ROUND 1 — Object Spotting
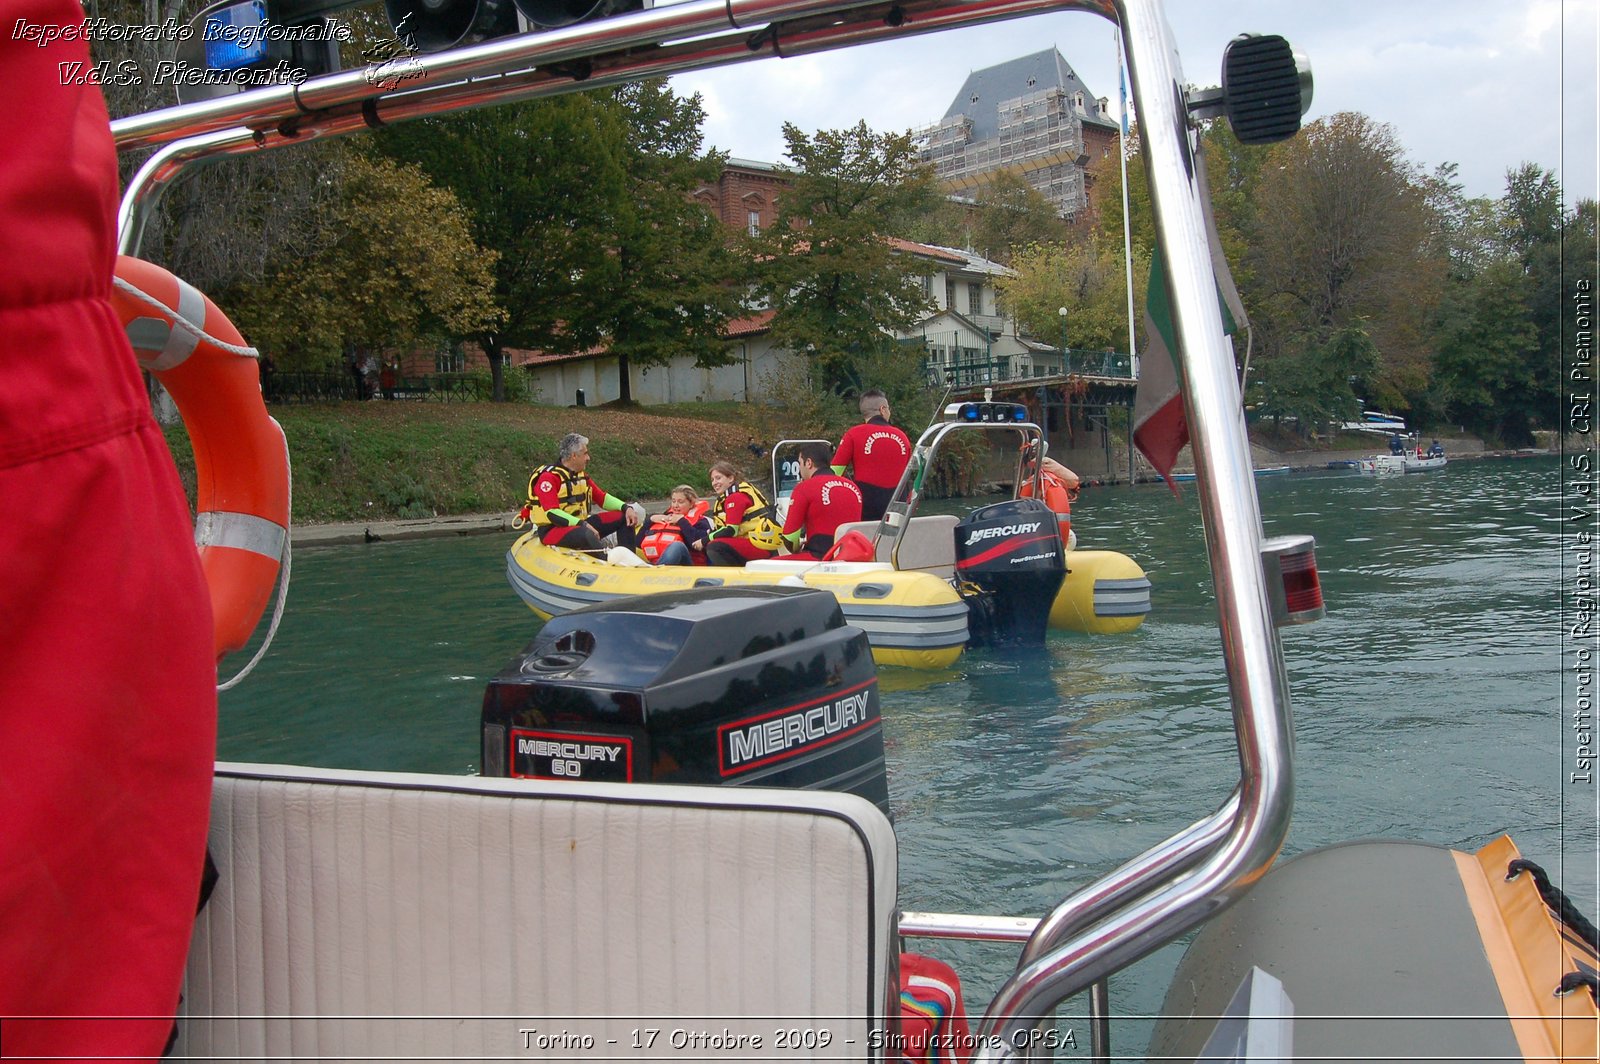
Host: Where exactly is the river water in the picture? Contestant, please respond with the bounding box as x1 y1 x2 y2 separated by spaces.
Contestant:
219 454 1593 1057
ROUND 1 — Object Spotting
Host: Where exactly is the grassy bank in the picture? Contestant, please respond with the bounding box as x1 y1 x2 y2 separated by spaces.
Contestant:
160 400 1491 526
160 401 770 524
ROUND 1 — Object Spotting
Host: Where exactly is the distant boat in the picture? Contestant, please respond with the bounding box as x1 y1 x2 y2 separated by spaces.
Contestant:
1172 466 1289 482
1339 410 1408 434
1358 453 1448 475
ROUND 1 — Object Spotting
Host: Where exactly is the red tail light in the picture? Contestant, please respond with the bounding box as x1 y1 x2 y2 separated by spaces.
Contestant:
1262 535 1325 625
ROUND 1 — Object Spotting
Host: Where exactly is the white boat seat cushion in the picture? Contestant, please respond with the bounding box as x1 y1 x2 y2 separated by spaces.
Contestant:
833 514 960 580
176 763 899 1062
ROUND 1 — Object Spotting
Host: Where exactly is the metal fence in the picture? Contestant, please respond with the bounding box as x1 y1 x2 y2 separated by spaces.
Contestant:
263 371 492 404
1065 351 1134 378
924 351 1135 388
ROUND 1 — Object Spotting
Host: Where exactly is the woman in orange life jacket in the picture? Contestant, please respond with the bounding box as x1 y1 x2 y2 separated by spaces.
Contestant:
704 460 786 566
522 432 643 555
643 485 713 566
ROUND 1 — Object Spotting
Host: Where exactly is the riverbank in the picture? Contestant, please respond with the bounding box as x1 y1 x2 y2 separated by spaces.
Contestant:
292 443 1555 547
192 402 1552 542
163 401 768 526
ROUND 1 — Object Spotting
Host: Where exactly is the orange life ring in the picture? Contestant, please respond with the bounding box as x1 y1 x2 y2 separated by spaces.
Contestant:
1019 468 1074 543
109 255 289 663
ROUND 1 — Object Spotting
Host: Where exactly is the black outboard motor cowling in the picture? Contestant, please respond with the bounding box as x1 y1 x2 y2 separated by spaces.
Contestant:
481 586 887 810
954 497 1066 648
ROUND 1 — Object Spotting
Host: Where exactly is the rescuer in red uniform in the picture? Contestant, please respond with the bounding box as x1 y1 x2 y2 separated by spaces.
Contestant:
781 442 864 559
832 389 911 523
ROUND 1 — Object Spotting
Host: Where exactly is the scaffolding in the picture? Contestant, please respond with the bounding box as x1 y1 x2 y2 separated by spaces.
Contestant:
915 86 1091 216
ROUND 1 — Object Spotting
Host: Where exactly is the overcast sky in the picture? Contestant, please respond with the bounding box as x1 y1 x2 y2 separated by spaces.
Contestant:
669 0 1598 205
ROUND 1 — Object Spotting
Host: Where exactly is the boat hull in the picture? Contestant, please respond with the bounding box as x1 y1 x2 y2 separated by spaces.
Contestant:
506 534 969 669
1150 836 1598 1062
507 534 1150 666
1049 550 1152 635
1358 454 1448 474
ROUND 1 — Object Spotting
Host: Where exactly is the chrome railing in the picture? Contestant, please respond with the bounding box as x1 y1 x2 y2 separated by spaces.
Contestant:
112 0 1297 1055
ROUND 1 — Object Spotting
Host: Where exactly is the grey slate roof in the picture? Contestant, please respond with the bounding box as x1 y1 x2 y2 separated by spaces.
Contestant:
941 47 1116 138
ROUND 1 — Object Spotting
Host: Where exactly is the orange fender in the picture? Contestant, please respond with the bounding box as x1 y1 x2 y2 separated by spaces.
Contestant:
110 256 289 662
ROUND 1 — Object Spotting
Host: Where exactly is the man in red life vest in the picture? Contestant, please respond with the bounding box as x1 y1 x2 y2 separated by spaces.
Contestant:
2 0 218 1055
832 388 911 523
524 432 642 554
782 442 864 559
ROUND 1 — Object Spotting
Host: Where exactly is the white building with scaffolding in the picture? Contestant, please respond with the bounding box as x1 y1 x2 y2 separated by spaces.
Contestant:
916 48 1121 219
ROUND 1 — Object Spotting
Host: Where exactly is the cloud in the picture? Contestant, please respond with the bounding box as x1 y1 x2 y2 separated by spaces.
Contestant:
668 1 1597 203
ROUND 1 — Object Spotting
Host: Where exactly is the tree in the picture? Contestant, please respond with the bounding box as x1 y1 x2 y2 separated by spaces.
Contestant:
1244 113 1444 408
377 96 631 400
1250 326 1379 435
592 81 741 404
1419 163 1502 279
997 238 1149 355
754 122 941 394
892 171 1068 263
225 155 501 371
1430 259 1538 440
1498 164 1567 436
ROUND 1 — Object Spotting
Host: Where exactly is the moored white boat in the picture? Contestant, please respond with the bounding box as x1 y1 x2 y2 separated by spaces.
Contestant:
1171 464 1289 482
1358 452 1449 474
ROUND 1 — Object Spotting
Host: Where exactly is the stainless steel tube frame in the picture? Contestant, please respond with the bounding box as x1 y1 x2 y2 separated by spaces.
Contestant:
107 0 1296 1049
112 0 1093 153
971 2 1293 1056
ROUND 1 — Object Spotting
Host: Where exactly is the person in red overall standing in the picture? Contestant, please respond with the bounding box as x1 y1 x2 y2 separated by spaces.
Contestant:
832 388 911 523
781 442 864 559
1 0 219 1055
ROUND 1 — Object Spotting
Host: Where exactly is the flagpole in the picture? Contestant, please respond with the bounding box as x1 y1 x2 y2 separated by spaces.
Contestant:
1117 24 1138 379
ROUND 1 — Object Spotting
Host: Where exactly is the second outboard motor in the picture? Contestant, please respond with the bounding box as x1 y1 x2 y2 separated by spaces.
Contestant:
954 497 1066 648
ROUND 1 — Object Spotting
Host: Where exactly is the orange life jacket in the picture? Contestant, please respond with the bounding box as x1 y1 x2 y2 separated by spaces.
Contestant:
639 499 711 562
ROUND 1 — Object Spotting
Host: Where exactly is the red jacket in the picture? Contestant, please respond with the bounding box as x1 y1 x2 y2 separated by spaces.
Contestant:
833 417 911 490
1 1 218 1056
782 473 864 543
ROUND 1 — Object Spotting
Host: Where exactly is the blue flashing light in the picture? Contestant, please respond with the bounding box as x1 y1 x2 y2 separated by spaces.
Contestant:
203 0 270 71
946 401 1031 423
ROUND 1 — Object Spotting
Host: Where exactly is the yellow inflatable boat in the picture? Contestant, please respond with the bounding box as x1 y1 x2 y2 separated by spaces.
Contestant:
507 510 1150 670
507 402 1149 668
506 534 970 670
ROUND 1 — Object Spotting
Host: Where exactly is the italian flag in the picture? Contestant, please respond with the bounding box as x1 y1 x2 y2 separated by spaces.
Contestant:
1132 182 1249 492
1131 244 1187 489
